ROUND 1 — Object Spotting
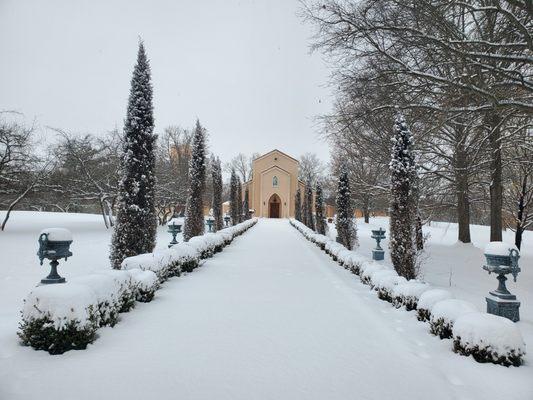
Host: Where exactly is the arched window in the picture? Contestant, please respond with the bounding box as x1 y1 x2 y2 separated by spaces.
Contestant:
272 176 278 187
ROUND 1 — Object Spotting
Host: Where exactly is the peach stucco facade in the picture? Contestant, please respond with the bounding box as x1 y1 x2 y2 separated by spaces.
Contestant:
244 149 305 218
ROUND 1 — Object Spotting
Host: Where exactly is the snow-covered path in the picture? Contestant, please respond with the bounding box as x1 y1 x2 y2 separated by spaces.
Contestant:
3 219 531 400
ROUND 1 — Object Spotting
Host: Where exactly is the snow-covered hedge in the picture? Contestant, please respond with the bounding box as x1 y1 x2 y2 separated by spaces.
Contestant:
452 313 526 367
19 218 257 355
128 269 159 302
371 270 407 302
429 299 478 339
417 289 454 322
391 280 431 311
18 283 99 354
289 218 526 366
122 218 257 278
70 274 123 327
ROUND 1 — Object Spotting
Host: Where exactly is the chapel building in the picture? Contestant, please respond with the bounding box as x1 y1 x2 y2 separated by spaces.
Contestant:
244 149 305 218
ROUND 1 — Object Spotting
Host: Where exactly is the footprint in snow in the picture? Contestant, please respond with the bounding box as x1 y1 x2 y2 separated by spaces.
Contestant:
446 374 464 386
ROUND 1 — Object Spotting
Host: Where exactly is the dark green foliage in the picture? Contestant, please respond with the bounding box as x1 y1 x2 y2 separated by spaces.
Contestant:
237 180 243 223
211 157 224 231
452 338 523 367
417 308 431 322
136 288 157 303
243 187 251 220
18 312 98 355
295 188 302 222
315 183 326 234
183 120 207 241
429 318 453 339
335 169 357 250
110 41 157 269
305 180 315 230
389 113 417 279
181 259 199 273
230 169 239 225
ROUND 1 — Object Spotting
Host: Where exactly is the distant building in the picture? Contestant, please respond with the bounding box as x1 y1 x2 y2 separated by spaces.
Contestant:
244 149 306 218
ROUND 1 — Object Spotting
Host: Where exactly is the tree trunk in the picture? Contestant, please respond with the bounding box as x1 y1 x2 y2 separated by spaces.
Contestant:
99 198 110 229
489 113 503 241
1 184 34 231
455 136 471 243
362 197 370 223
514 174 527 250
416 214 424 250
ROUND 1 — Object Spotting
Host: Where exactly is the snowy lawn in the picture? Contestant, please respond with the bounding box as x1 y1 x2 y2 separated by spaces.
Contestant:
0 212 532 399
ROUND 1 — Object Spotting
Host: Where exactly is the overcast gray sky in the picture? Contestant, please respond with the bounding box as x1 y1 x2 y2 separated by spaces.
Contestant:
0 0 333 163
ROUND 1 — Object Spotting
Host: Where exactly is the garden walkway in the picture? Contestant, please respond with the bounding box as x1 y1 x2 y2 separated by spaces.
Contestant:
6 219 527 400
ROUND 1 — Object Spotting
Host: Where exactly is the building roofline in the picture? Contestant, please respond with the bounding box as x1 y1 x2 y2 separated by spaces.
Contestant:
253 149 299 164
259 164 292 176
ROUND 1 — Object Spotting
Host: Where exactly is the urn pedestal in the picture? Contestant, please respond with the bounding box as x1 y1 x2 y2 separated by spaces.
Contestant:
483 242 521 322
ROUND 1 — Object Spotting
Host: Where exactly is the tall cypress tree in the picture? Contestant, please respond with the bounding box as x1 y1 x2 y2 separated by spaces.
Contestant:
211 156 223 231
295 188 302 221
302 186 309 226
389 113 417 280
110 41 157 269
335 169 357 250
315 182 326 235
243 186 250 220
237 179 243 223
183 119 207 241
305 180 315 230
229 169 239 225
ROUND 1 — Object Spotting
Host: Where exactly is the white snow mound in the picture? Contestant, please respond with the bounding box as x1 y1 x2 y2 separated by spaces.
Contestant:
431 299 477 323
418 289 454 311
453 312 526 355
22 283 98 329
484 241 519 256
39 227 73 241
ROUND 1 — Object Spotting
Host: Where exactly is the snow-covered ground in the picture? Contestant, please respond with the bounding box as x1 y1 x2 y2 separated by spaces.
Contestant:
326 218 533 343
1 212 532 399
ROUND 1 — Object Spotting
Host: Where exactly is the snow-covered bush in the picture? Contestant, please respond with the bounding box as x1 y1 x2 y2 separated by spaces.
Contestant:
187 233 224 259
167 243 199 273
347 253 365 275
70 274 121 327
337 249 353 268
391 280 431 310
128 269 159 302
98 269 136 313
430 299 477 339
360 262 385 285
370 269 407 302
18 283 99 354
121 251 173 282
417 289 454 322
325 241 345 261
452 313 526 367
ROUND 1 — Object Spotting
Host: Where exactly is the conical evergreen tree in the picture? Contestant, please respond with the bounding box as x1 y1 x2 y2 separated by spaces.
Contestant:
295 188 302 221
229 169 239 225
302 187 309 226
335 169 357 250
243 186 250 220
389 113 417 280
305 180 315 230
183 120 207 241
315 182 326 235
211 156 223 231
110 41 157 269
237 179 243 223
